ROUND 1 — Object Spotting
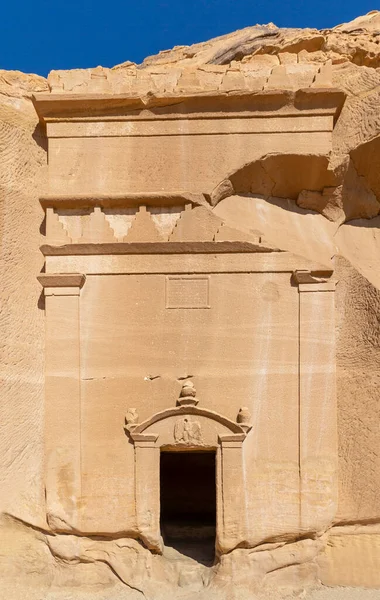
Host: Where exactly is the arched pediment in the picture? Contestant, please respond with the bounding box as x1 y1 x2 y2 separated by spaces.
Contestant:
124 382 252 450
134 405 244 435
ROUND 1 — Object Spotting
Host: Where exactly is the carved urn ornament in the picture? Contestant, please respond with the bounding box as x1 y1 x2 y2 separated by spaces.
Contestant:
177 380 199 406
237 407 252 433
124 408 139 432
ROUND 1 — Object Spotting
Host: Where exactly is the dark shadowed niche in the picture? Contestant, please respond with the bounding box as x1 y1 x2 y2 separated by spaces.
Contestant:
160 450 216 565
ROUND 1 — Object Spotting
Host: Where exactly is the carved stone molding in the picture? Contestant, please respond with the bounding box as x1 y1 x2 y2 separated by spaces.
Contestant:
40 192 208 210
292 269 336 292
41 241 278 256
33 89 345 123
37 273 86 288
37 273 86 296
292 269 333 284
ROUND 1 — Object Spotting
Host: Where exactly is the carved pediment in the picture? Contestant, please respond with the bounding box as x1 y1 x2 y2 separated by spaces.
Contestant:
125 382 251 450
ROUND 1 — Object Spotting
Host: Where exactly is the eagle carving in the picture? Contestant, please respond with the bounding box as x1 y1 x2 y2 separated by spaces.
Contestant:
174 417 203 445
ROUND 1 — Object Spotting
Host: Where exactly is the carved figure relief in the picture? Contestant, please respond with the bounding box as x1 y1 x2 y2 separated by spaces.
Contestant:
174 417 203 445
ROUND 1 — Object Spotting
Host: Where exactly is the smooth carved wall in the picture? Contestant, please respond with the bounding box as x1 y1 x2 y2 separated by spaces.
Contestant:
80 271 299 537
39 248 337 551
47 128 331 195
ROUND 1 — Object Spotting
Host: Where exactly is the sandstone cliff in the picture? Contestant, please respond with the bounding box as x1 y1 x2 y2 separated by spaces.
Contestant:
1 11 380 598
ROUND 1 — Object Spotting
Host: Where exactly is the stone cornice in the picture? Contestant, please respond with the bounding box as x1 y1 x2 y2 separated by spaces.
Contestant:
33 88 345 123
40 241 281 256
39 192 209 209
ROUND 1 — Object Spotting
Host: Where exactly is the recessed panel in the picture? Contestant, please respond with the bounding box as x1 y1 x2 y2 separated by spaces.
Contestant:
166 276 210 309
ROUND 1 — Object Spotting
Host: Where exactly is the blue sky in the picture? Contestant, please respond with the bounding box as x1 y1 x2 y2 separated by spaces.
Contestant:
0 0 376 77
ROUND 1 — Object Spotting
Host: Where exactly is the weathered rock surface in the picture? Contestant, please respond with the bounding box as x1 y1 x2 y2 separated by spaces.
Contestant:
1 10 380 600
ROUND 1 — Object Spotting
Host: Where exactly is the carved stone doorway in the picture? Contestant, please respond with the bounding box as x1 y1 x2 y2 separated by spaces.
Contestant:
160 450 216 565
125 383 251 555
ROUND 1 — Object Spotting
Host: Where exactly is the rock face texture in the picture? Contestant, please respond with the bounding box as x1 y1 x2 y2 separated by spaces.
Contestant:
1 11 380 599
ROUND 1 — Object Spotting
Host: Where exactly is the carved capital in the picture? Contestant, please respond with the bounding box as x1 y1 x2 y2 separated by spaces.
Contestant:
292 270 336 292
218 433 246 448
37 273 86 296
130 433 158 448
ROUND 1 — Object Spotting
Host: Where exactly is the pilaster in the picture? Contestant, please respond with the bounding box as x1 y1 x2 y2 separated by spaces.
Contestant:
293 270 337 532
130 433 162 552
218 434 246 552
38 273 85 531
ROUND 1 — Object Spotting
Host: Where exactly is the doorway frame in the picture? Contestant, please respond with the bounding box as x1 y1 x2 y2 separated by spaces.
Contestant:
129 404 247 554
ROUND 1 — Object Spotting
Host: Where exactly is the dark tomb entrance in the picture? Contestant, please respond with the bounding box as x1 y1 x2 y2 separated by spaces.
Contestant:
160 451 216 565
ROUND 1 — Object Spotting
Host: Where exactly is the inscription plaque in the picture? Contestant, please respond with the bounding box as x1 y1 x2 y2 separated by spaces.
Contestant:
166 276 210 309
